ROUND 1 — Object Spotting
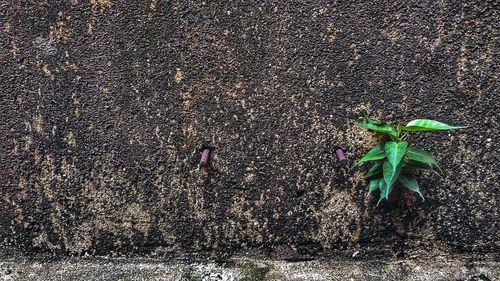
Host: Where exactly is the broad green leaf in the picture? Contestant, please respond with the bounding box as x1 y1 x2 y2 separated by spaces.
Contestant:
364 162 383 179
385 141 408 168
354 122 398 138
406 147 442 171
368 178 381 195
403 159 442 178
398 175 424 200
353 145 386 167
404 119 468 131
382 160 401 199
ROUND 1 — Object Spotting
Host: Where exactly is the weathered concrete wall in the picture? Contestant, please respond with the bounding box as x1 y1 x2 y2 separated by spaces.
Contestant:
1 256 498 281
0 0 498 259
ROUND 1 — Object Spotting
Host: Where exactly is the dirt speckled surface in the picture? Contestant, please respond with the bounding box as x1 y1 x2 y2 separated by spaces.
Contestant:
0 254 498 281
0 0 498 259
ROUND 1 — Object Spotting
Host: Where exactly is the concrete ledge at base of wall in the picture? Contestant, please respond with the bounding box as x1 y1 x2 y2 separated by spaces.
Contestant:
0 256 497 281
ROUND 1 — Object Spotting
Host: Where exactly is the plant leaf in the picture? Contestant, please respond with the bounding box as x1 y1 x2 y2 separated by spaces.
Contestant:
385 141 408 180
403 159 431 170
398 175 425 200
368 178 381 195
403 159 442 178
354 145 386 167
406 147 442 171
382 160 401 199
377 198 383 206
361 113 384 125
404 119 468 131
378 178 389 201
353 122 398 138
367 118 384 125
364 162 383 179
378 178 396 203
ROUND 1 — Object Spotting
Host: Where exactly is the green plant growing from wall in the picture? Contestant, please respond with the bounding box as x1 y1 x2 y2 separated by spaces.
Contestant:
353 118 467 206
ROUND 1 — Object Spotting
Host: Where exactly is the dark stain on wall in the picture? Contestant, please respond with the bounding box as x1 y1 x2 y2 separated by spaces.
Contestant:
0 0 498 259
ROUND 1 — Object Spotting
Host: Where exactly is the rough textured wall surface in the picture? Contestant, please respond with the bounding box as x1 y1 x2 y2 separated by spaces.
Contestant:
0 0 498 259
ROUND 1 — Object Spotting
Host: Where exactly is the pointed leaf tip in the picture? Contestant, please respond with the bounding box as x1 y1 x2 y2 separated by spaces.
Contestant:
398 175 424 200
